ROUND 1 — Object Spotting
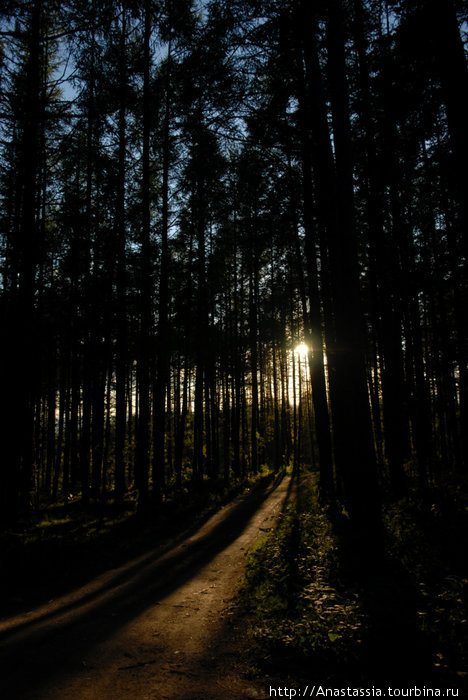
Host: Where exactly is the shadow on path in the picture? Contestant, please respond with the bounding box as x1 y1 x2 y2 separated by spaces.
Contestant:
279 469 312 516
0 472 286 698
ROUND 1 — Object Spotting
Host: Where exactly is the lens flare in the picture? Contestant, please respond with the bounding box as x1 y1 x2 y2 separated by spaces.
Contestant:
294 343 309 358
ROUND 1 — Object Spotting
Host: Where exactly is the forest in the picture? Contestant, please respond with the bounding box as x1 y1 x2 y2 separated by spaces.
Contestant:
0 0 467 694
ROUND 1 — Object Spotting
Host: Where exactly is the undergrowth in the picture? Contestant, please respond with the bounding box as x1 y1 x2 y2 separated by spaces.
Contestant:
241 480 364 673
241 475 468 686
383 482 468 677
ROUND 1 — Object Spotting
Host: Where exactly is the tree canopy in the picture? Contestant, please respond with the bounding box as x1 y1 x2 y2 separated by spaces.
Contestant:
0 0 466 530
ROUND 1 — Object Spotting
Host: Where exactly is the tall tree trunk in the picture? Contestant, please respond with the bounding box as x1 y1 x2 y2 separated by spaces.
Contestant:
0 0 43 521
326 0 380 527
293 85 334 493
354 0 408 495
136 0 152 512
114 8 128 504
294 0 380 531
423 0 468 467
153 39 172 499
249 253 259 475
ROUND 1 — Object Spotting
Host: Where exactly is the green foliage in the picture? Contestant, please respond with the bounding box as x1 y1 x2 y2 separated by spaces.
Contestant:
241 482 364 664
242 477 468 682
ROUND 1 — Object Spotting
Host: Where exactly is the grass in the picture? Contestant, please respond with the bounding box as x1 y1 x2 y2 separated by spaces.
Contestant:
241 477 365 679
241 472 468 687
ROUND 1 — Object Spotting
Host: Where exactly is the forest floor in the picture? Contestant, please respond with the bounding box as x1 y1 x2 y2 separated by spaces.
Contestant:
0 472 296 700
1 471 466 699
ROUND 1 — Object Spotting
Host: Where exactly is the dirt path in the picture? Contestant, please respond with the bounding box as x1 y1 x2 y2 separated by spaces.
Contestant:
0 474 296 700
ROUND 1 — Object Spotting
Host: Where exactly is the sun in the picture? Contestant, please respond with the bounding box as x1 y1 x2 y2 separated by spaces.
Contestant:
294 343 309 359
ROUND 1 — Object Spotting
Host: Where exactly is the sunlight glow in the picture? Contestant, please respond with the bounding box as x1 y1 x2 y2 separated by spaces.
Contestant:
294 343 309 359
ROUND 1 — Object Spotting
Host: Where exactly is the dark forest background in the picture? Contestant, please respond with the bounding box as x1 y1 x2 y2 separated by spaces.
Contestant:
1 0 468 686
1 0 467 521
